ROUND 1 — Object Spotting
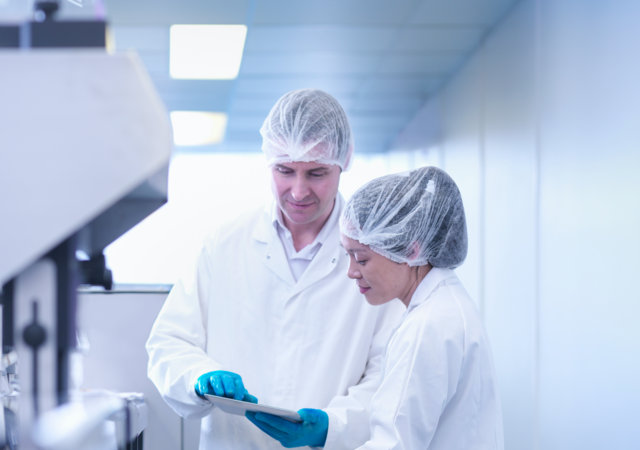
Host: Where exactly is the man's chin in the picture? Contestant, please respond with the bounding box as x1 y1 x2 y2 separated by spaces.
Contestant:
283 207 319 225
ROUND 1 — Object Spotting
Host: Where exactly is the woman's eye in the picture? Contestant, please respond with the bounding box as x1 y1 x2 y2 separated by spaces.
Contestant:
357 260 366 266
309 173 324 178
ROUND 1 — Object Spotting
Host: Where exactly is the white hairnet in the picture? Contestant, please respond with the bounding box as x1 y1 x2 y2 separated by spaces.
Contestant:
260 89 354 171
340 166 468 268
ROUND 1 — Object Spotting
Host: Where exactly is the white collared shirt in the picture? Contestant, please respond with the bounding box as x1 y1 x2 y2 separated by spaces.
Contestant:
273 196 342 282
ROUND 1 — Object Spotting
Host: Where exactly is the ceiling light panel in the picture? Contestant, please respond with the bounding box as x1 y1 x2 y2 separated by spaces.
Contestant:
170 111 228 146
170 25 247 80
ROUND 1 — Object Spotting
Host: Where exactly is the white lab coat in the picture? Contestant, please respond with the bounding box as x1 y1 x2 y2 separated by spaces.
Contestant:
358 268 504 450
146 195 405 450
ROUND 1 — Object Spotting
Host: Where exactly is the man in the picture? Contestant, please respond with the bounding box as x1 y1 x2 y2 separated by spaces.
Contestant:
146 89 404 449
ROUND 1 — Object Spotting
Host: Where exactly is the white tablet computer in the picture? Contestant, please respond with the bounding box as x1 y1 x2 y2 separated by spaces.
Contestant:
204 394 302 423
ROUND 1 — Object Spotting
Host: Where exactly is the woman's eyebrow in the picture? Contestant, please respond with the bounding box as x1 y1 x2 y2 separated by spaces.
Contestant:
340 244 354 253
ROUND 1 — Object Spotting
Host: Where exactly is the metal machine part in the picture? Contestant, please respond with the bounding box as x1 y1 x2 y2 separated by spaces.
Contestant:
29 390 149 450
0 26 19 47
78 255 113 292
1 1 105 49
118 393 148 450
0 0 171 285
0 1 172 447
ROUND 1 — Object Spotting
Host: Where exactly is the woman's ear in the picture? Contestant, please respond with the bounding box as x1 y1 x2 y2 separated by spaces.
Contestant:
407 241 421 261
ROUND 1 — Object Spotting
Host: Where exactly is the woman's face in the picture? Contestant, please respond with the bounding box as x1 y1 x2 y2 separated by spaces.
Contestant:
340 234 414 306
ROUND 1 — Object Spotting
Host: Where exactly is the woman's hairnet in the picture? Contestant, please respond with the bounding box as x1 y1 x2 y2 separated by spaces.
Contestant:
340 166 468 268
260 89 354 171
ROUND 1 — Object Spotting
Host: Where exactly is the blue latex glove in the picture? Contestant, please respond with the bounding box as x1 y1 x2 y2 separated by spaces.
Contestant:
195 371 258 403
246 408 328 448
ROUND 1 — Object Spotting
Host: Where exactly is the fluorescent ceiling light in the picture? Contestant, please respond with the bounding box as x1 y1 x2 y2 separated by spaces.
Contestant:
170 111 228 146
170 25 247 79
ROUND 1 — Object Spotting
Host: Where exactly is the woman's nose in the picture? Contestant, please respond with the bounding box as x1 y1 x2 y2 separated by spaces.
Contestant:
346 259 360 280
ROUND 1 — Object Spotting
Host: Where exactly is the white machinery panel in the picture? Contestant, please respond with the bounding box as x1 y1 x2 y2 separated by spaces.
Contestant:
0 50 173 284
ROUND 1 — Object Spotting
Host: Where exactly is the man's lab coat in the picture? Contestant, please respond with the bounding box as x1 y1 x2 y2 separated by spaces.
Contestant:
358 268 504 450
146 196 404 450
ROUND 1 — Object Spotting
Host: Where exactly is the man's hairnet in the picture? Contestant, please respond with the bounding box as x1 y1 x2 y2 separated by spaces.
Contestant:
260 89 354 171
340 166 468 268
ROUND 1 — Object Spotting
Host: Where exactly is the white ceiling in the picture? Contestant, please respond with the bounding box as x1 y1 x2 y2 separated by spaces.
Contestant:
104 0 519 153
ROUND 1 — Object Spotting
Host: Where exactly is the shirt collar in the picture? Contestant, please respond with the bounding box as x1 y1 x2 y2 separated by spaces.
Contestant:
407 267 457 312
271 194 343 247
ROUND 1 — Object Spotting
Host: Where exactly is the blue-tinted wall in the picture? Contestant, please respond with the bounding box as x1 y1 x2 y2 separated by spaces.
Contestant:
393 0 640 448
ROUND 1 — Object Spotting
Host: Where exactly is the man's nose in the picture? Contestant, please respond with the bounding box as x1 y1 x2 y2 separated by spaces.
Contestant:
291 175 310 201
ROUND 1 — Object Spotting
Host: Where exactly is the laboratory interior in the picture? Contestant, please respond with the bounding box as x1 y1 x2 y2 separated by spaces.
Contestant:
0 0 639 449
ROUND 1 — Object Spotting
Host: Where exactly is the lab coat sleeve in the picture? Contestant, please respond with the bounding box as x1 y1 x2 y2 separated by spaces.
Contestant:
322 301 404 450
357 307 465 450
146 234 222 420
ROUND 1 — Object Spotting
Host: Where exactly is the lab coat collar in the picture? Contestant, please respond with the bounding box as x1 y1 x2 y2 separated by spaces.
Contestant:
288 197 345 297
406 267 457 313
251 202 274 245
251 194 346 290
250 201 294 286
251 194 344 245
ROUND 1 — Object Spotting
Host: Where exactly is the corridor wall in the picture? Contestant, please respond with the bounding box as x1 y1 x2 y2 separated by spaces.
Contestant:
391 0 640 448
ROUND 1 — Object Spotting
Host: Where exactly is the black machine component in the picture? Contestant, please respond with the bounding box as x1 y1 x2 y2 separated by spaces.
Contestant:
79 254 113 291
47 236 79 406
30 1 106 48
34 1 59 20
0 26 20 48
129 432 143 450
1 1 106 49
23 301 47 417
0 279 15 351
30 18 106 48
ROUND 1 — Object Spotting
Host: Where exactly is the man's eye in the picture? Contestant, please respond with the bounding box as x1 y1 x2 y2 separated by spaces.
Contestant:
357 260 366 266
309 172 324 178
278 168 293 174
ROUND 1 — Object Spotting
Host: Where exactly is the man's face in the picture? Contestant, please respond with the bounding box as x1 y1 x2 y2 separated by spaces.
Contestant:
270 161 341 226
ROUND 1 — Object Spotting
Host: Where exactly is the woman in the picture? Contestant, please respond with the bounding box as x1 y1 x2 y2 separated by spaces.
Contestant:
340 166 504 450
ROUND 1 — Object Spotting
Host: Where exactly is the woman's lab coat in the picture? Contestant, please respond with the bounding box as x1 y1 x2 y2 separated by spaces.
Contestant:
146 195 404 450
358 268 504 450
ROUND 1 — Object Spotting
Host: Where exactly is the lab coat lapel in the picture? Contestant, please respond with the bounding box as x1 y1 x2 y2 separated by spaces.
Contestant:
252 204 296 287
288 223 343 299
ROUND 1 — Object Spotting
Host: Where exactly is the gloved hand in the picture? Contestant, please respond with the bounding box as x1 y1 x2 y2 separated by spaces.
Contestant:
246 408 328 448
195 371 258 403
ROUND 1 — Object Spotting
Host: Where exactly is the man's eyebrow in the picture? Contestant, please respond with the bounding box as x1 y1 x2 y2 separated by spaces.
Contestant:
308 167 329 173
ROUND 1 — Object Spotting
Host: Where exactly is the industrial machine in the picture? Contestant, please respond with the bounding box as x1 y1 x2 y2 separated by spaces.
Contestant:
0 1 173 448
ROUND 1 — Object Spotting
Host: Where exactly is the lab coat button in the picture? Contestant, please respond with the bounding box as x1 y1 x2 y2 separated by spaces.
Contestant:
331 258 336 263
267 254 271 259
